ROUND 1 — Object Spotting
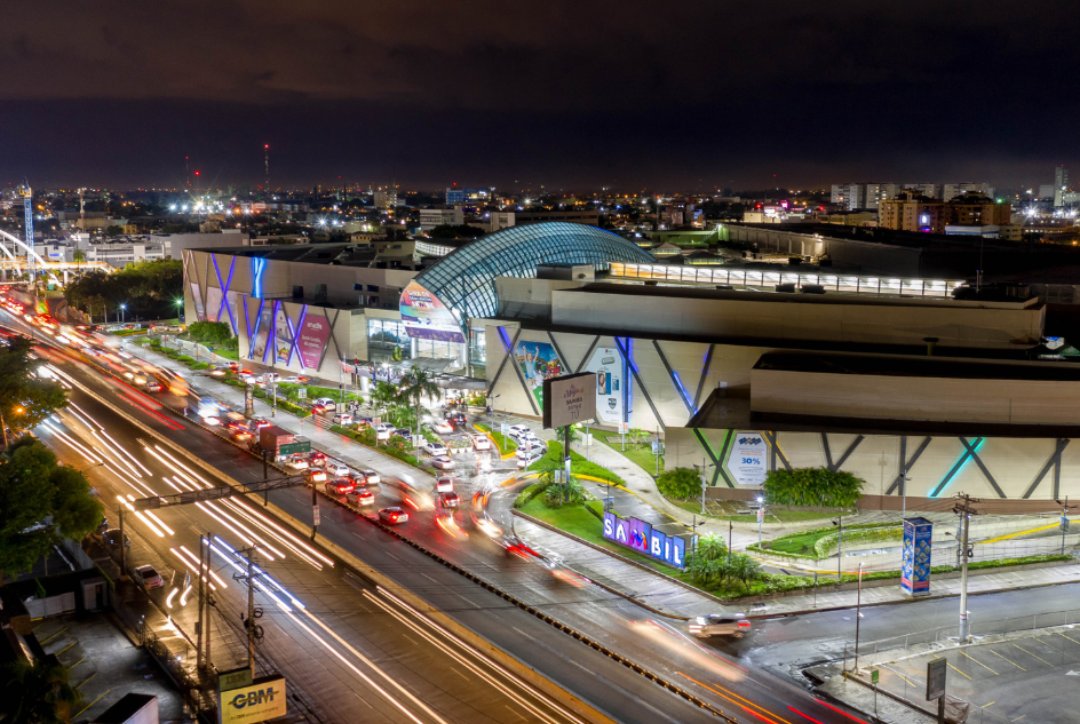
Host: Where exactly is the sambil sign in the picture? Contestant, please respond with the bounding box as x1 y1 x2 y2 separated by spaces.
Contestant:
542 372 597 429
603 511 689 569
219 676 287 724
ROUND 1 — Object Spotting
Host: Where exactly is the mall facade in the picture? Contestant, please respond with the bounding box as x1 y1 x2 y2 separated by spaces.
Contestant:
184 222 1080 505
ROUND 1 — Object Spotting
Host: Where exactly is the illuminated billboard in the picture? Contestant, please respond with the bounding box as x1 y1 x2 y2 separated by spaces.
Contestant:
219 676 287 724
399 280 466 343
585 346 624 425
297 313 332 369
542 372 597 429
514 340 564 408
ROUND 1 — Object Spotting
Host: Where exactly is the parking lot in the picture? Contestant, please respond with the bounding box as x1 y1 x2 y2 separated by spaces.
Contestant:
864 626 1080 722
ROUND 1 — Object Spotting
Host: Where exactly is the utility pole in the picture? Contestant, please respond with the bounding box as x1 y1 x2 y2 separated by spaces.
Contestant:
854 561 864 670
234 545 261 679
833 515 844 579
118 507 127 573
197 533 216 672
954 493 979 643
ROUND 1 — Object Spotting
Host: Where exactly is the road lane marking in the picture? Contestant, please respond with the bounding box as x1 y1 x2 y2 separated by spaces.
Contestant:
1011 642 1052 667
882 665 916 688
987 649 1026 671
947 662 972 681
677 671 790 724
981 700 996 709
959 650 997 675
1056 631 1080 646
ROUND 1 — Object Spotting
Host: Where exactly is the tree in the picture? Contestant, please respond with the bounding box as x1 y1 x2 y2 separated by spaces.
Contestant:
370 381 398 412
0 337 68 442
399 368 441 442
729 553 762 590
684 535 728 587
0 655 82 723
0 439 103 578
186 321 234 346
657 467 702 501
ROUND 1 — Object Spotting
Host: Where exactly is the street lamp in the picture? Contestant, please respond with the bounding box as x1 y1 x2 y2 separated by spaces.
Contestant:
119 303 127 324
174 298 184 322
0 404 25 448
832 515 844 579
756 494 765 546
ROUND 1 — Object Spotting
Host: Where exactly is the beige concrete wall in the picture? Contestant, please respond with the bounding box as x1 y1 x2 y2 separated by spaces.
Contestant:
752 367 1080 426
550 289 1043 348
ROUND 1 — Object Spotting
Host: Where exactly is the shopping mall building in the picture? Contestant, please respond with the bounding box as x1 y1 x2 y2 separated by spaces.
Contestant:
183 222 1080 506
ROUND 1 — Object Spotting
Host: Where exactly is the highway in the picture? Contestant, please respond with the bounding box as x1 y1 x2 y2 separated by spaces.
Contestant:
12 312 868 724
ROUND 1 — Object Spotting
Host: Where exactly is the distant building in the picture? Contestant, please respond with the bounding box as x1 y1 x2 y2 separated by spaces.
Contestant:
1055 165 1069 207
373 187 398 209
942 182 994 202
485 211 515 233
515 210 600 226
880 192 1011 234
418 207 465 231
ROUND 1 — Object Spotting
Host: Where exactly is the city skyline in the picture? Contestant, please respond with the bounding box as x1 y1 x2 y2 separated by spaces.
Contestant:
2 1 1078 190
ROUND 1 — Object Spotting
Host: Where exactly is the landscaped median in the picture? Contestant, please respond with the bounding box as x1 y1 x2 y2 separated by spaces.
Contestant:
329 424 429 471
528 440 627 487
473 422 517 456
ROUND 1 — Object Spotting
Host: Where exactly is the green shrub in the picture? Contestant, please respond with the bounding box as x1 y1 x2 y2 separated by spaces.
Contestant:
514 482 550 509
764 467 865 508
657 467 702 500
543 479 588 508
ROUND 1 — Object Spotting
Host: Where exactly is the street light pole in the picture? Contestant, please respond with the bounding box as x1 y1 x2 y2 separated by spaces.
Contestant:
855 561 864 670
955 493 979 643
833 515 844 579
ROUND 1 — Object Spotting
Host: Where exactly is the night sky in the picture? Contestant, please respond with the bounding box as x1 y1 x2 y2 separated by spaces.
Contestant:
1 1 1077 191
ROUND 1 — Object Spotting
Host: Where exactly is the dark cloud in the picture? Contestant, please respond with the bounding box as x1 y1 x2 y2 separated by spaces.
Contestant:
1 1 1078 189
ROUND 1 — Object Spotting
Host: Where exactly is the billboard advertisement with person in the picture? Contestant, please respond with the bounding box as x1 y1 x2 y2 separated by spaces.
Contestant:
514 340 564 408
399 281 466 343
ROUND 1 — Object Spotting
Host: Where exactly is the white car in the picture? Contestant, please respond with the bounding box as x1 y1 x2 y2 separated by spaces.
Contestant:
312 397 337 412
332 412 354 425
133 564 165 590
326 461 350 477
508 424 531 439
422 441 448 456
284 456 310 471
471 435 492 451
431 455 456 471
358 469 380 486
434 475 455 493
375 424 393 442
431 420 454 435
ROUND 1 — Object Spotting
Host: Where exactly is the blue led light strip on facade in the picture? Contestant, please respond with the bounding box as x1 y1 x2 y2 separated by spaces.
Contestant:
251 257 267 299
246 298 265 360
929 437 986 498
211 255 239 335
285 305 307 367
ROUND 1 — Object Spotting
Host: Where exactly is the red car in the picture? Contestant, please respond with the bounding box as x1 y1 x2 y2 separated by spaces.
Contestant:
325 477 355 496
438 491 460 509
307 451 327 467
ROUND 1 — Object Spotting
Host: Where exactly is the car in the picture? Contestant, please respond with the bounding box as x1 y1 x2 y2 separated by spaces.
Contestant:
144 380 164 393
508 424 531 438
324 477 355 496
501 535 541 561
438 491 460 509
516 452 543 469
375 424 393 442
308 468 328 484
431 420 454 435
421 441 448 456
447 412 467 428
326 461 350 477
103 528 130 550
249 418 272 431
378 506 409 525
230 429 253 443
434 475 455 493
332 412 354 425
471 435 492 451
284 456 310 471
132 564 164 590
392 428 412 441
358 469 380 486
431 455 455 471
688 613 751 639
348 487 375 507
312 397 337 412
306 451 327 467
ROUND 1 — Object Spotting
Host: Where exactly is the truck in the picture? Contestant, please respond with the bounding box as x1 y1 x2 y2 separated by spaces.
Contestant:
258 425 311 459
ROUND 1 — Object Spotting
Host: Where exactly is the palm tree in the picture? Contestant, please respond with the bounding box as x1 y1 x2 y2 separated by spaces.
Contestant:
399 368 441 443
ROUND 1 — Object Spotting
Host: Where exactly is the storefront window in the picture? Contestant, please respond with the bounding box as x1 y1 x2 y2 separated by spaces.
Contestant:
367 318 411 361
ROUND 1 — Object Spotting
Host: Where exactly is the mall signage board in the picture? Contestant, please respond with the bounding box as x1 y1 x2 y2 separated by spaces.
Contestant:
901 517 933 597
602 511 688 569
399 281 466 343
585 346 624 425
219 676 287 724
542 372 597 429
725 431 768 486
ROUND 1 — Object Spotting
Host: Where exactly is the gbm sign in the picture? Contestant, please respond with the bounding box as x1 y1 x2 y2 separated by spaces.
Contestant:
219 676 287 724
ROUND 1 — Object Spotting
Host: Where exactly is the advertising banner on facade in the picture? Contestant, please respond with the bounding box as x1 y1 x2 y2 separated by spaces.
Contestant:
901 517 933 597
586 346 624 425
725 431 768 486
190 282 205 319
543 372 597 429
205 286 223 323
219 676 287 724
514 340 564 409
399 280 466 343
297 311 332 369
249 303 274 361
602 511 688 569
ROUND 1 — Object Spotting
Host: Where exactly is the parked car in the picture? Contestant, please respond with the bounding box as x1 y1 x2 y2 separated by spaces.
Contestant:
132 564 164 590
688 613 751 639
471 435 492 451
431 455 455 471
325 477 356 496
103 528 130 550
375 424 393 442
332 412 354 426
421 441 448 456
378 506 409 525
392 428 412 441
507 424 531 439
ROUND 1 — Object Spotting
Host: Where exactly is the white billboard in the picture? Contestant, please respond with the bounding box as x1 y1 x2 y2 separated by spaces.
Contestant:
725 431 768 486
585 346 624 425
542 372 597 429
219 676 287 724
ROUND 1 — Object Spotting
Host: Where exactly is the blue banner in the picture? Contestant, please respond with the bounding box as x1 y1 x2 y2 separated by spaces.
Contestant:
901 517 933 597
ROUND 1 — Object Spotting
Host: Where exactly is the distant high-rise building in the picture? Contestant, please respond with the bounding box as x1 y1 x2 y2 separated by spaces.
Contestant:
942 182 993 202
1054 165 1069 207
373 187 398 209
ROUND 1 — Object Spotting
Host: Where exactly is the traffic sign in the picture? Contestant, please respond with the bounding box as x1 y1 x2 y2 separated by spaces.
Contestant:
926 657 947 701
871 668 879 685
